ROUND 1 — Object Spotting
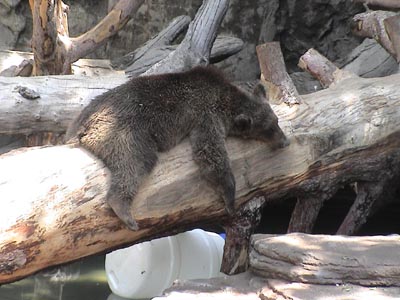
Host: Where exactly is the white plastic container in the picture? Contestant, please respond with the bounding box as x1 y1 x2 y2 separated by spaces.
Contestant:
105 229 225 299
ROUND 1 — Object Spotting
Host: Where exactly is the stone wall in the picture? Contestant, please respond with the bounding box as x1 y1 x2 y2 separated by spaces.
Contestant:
0 0 364 80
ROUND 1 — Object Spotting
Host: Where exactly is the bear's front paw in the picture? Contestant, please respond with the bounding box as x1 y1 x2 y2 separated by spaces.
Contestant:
107 196 139 231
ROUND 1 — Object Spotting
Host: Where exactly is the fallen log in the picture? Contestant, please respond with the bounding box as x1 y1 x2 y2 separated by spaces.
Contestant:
250 233 400 286
1 72 400 283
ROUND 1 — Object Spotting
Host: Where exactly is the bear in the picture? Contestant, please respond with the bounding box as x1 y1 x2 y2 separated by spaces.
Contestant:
65 66 289 230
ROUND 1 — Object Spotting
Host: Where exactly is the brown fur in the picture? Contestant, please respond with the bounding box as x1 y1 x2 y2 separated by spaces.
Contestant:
66 66 289 230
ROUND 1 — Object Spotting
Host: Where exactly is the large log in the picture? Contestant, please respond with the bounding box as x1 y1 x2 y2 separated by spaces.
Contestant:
250 233 400 286
1 73 400 283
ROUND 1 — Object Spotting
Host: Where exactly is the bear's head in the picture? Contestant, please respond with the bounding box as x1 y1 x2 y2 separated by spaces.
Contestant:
230 83 289 150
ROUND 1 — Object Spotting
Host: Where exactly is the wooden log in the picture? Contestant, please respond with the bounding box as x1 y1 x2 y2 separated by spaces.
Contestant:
111 15 191 70
298 48 355 88
144 0 229 75
123 35 244 78
250 233 400 286
29 0 145 75
0 75 128 135
342 38 398 78
256 42 301 105
1 73 400 283
287 195 331 233
0 50 123 77
221 197 264 275
384 15 400 62
351 10 398 58
336 176 398 235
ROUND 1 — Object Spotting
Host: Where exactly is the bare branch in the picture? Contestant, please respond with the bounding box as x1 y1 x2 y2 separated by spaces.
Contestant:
69 0 145 64
144 0 230 75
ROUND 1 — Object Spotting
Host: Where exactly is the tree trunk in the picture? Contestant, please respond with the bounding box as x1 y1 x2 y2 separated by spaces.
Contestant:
250 233 400 286
1 72 400 283
29 0 144 75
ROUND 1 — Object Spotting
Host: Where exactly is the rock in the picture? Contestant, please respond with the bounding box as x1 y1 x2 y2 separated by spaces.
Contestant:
250 233 400 286
0 0 25 49
154 272 265 300
265 280 400 300
153 272 400 300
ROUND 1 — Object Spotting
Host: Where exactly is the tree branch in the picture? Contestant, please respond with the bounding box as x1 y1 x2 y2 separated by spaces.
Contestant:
144 0 230 75
29 0 144 75
69 0 145 65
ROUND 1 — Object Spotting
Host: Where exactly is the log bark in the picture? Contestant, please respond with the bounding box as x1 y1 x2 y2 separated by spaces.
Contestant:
351 10 398 59
111 13 243 77
0 75 128 135
144 0 229 75
123 35 244 78
29 0 145 75
221 197 264 275
111 15 192 70
256 42 301 105
384 15 400 62
250 233 400 286
0 50 123 77
342 38 398 78
298 48 356 87
1 73 400 283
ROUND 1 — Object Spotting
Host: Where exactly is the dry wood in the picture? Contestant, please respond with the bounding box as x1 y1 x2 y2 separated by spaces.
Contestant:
111 15 192 71
29 0 144 75
351 10 398 58
123 35 244 78
0 75 128 135
221 197 264 275
250 233 400 286
144 0 229 75
1 73 400 283
256 42 301 105
287 195 329 233
0 50 123 77
298 48 355 88
336 176 398 235
342 38 398 78
384 15 400 62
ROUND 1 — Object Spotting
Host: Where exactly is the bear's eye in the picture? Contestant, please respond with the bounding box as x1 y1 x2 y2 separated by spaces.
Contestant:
234 114 253 131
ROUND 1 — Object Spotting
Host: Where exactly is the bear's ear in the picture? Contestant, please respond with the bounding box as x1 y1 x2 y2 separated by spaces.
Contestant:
234 114 253 131
253 83 268 102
